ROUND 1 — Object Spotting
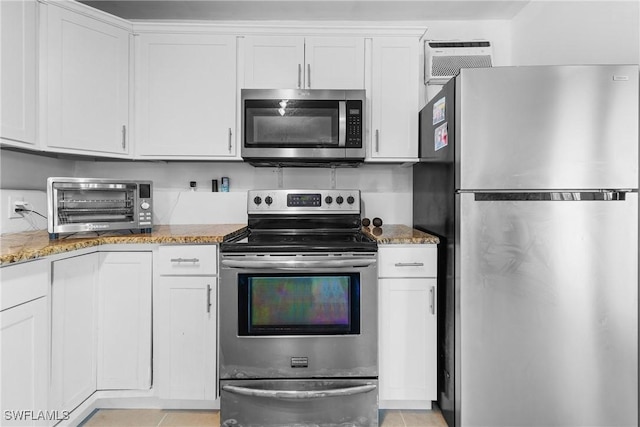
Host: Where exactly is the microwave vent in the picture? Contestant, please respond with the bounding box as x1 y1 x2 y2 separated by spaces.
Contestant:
425 40 493 85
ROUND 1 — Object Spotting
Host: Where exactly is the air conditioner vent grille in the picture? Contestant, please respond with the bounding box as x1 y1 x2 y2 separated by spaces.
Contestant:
432 55 493 77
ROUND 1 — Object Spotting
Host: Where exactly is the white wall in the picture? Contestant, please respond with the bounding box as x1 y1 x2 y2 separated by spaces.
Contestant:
511 0 639 66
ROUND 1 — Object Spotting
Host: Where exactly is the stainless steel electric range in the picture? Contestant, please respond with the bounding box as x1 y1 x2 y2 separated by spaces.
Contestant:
219 189 379 427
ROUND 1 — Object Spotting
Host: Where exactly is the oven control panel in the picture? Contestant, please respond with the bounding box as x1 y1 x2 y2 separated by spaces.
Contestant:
248 189 361 214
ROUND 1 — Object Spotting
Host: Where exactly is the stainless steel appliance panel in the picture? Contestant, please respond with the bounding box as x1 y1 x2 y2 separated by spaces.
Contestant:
457 191 638 427
457 65 639 190
241 89 365 164
220 379 378 427
219 253 378 380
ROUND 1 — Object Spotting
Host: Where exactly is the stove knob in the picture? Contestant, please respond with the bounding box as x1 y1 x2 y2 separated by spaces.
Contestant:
140 201 150 210
336 196 344 205
253 196 262 205
325 196 333 204
347 196 355 205
265 196 273 205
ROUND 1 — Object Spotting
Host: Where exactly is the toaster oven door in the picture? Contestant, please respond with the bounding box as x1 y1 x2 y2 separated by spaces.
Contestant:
48 181 149 238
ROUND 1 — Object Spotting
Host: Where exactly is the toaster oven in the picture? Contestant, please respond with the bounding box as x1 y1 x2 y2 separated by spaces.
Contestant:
47 177 153 239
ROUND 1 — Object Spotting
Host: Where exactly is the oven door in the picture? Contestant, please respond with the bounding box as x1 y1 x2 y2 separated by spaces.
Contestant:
221 379 378 427
219 253 378 379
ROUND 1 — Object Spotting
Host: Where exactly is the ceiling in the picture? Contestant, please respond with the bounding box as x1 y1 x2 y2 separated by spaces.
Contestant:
77 0 531 21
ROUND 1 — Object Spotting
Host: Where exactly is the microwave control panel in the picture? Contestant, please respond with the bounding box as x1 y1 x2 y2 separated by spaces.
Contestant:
346 100 363 148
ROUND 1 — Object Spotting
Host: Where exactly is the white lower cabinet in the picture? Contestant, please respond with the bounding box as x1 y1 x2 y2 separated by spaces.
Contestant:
155 245 218 400
0 260 49 426
97 252 152 390
378 244 437 409
50 253 99 415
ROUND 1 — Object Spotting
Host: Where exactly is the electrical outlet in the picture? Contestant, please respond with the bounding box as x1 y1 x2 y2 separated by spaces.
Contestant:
7 196 25 219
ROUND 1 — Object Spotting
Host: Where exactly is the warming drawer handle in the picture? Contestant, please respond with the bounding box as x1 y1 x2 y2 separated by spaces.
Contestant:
221 258 376 269
170 257 200 264
221 383 377 400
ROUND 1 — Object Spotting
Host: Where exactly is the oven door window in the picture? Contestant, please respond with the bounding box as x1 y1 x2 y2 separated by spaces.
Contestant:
238 273 361 336
244 100 340 148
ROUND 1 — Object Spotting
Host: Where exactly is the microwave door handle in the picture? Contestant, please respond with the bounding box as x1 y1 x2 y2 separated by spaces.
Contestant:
338 101 346 147
222 383 376 400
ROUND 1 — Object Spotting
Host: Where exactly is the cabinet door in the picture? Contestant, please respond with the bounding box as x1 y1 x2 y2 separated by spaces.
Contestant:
156 277 217 400
0 298 49 426
97 252 152 390
304 37 365 89
243 36 304 89
44 4 130 156
51 253 99 413
370 38 419 160
1 0 37 147
136 34 237 158
379 278 437 403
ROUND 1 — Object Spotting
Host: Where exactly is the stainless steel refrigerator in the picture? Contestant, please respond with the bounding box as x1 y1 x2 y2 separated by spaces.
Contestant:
413 65 638 427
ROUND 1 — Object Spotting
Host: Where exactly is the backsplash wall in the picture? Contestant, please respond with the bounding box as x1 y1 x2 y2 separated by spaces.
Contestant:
0 149 413 233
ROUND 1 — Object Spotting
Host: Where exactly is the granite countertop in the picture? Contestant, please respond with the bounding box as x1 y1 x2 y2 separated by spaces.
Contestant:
0 224 247 266
362 224 440 245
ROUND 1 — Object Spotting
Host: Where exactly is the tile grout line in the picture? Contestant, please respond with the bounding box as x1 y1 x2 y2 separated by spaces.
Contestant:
399 410 407 427
156 411 169 427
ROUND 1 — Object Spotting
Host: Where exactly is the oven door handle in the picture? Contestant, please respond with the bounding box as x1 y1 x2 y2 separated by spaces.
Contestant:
221 383 377 400
221 258 376 269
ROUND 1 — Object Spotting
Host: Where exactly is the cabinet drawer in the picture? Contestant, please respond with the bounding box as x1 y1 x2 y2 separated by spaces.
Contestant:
378 245 437 278
0 260 48 311
158 245 217 276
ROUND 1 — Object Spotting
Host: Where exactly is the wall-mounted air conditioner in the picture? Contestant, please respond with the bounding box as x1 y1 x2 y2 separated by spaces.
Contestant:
424 40 493 85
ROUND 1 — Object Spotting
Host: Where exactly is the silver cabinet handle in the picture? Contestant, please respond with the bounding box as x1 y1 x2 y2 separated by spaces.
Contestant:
297 64 302 88
375 129 380 153
394 262 424 267
206 284 212 313
430 286 435 315
228 128 233 152
170 257 200 263
307 63 311 88
222 383 376 400
122 125 126 150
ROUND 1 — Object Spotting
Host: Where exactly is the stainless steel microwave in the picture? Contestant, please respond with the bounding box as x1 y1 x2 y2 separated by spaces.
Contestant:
47 177 153 239
241 89 365 166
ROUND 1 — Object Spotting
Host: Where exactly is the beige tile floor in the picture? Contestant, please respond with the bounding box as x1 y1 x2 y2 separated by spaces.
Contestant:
80 408 448 427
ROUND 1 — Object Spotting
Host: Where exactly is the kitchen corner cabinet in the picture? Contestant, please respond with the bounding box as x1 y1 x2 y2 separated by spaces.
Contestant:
1 0 37 148
43 3 131 157
135 34 238 159
378 244 437 409
369 38 419 161
50 253 99 414
0 260 49 426
97 252 152 390
243 36 365 89
155 245 218 400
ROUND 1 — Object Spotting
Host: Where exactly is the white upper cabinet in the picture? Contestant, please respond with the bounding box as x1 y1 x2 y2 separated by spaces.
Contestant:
1 0 37 147
243 36 365 89
135 33 238 158
369 37 419 161
43 3 131 156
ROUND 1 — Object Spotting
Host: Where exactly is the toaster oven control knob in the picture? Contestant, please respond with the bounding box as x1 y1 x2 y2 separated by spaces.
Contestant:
336 196 344 205
140 201 150 210
325 196 333 204
253 196 262 205
265 196 273 205
347 196 355 205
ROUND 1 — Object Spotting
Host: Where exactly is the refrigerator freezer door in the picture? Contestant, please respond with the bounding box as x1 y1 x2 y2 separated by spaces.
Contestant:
457 192 638 427
457 65 638 191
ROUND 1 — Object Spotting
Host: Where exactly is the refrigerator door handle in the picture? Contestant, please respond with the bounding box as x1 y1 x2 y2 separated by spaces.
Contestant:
471 191 634 201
